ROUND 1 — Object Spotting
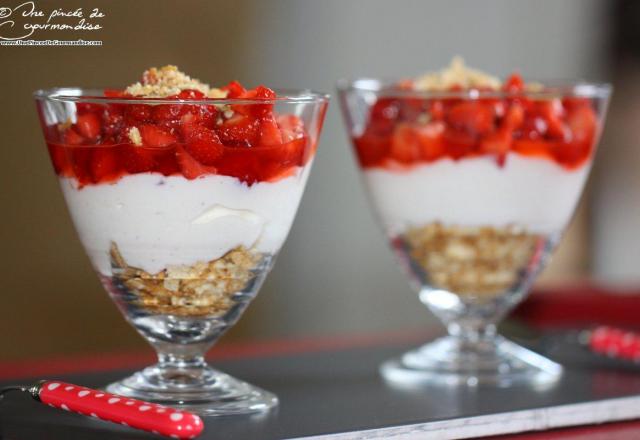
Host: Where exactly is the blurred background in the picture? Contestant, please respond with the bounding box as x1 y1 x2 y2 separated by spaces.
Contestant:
0 0 634 361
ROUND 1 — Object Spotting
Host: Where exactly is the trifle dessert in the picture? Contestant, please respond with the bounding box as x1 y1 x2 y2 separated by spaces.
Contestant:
338 58 610 385
35 66 328 414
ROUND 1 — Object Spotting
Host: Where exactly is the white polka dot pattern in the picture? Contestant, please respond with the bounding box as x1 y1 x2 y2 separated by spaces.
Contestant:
38 380 204 438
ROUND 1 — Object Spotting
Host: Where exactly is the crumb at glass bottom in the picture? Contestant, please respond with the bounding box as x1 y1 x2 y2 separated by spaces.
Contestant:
110 243 263 317
400 223 543 298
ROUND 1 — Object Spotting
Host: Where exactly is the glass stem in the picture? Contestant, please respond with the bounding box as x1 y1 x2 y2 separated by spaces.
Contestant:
447 322 497 347
150 340 214 385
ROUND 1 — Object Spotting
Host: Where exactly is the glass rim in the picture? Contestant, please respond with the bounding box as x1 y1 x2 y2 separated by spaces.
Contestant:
336 77 612 99
33 87 331 105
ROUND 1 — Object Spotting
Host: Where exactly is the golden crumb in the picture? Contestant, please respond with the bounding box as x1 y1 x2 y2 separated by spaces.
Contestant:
403 223 543 298
413 57 502 91
125 65 225 99
110 243 262 317
127 126 142 146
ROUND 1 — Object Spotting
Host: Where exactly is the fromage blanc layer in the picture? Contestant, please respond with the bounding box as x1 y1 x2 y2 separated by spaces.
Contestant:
364 155 590 234
60 166 311 274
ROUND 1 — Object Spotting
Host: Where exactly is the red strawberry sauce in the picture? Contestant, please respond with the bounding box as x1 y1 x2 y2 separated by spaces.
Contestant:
45 83 314 187
353 74 599 170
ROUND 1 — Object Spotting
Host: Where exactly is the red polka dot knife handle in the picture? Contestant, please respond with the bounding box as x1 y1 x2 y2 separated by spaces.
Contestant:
588 326 640 362
0 380 204 439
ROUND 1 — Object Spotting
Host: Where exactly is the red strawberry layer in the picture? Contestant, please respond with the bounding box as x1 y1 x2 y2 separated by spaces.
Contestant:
353 74 600 171
47 84 314 186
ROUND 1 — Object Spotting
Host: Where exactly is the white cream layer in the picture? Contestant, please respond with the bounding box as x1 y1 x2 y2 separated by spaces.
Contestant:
60 166 311 275
363 154 590 235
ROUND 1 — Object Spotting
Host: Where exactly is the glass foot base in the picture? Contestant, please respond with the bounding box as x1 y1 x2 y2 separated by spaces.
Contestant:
105 364 278 416
381 335 562 387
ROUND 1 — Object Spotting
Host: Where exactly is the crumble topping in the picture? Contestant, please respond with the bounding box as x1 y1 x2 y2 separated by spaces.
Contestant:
412 57 543 92
413 57 502 91
110 243 261 316
127 126 142 146
403 223 542 297
125 65 228 99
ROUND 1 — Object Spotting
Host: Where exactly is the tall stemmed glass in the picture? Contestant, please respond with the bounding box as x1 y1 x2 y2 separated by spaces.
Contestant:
339 78 610 386
35 88 328 414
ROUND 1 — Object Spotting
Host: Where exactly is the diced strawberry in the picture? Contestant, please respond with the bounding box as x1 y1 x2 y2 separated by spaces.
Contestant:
504 73 524 93
234 85 276 117
512 139 554 159
138 125 177 148
443 128 476 159
503 103 524 130
277 114 305 142
184 126 224 165
75 113 101 140
222 81 247 98
121 146 156 173
47 143 72 175
553 140 591 169
566 105 597 143
125 105 152 123
278 137 306 166
76 103 103 114
104 89 126 98
446 102 495 136
354 134 390 167
175 146 217 179
90 147 120 182
537 99 566 139
152 104 182 124
63 128 85 145
390 123 422 163
177 89 206 100
69 147 93 183
428 100 445 121
414 121 445 161
217 114 260 147
370 98 401 134
259 117 283 146
479 129 512 167
102 105 124 138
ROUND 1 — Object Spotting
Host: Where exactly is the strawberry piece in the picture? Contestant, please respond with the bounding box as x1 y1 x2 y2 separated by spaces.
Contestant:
390 123 422 163
121 146 156 173
428 100 445 121
537 99 566 139
354 134 390 167
76 103 103 114
222 81 247 98
138 125 177 148
104 89 126 98
75 113 101 140
217 114 260 147
567 105 597 143
235 85 276 118
184 126 224 165
370 98 400 134
176 146 217 179
47 143 72 175
503 103 524 130
177 89 206 100
277 114 305 142
152 104 182 124
414 121 445 161
260 116 283 146
479 129 513 167
504 73 525 93
553 140 591 169
63 128 85 145
446 102 495 136
125 105 152 123
90 147 120 182
102 105 124 138
69 147 93 184
443 128 476 159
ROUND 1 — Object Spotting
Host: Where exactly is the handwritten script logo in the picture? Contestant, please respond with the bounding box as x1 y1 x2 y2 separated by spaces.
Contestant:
0 1 104 43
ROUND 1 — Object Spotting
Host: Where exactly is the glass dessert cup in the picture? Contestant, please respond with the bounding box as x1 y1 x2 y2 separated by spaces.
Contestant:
35 87 328 414
338 78 610 387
